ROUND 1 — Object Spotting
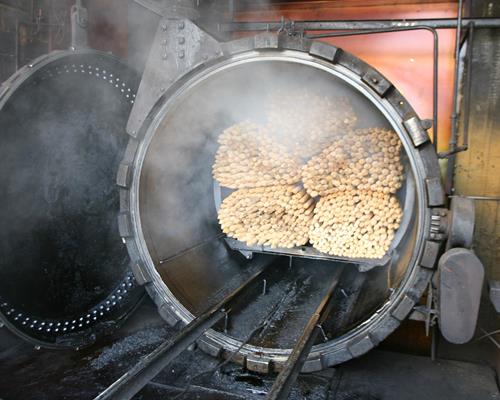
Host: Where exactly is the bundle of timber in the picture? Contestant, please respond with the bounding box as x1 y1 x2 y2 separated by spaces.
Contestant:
212 121 302 189
212 95 404 259
302 128 403 197
217 185 313 248
309 190 402 259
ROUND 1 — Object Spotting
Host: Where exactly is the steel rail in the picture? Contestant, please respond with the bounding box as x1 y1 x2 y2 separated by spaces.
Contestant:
93 264 269 400
266 267 344 400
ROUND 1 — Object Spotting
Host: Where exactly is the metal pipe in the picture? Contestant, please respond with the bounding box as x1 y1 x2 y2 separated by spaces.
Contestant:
266 267 343 400
307 26 439 149
462 22 474 154
449 0 464 155
219 18 500 32
449 195 500 201
94 265 270 400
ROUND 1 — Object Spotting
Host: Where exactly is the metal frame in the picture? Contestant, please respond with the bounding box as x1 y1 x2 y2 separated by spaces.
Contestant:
118 18 444 373
217 156 417 273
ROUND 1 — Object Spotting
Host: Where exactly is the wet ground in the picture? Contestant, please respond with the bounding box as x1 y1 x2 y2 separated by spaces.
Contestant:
0 298 498 400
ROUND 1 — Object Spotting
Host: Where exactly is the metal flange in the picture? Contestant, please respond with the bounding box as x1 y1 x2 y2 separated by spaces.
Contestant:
119 26 445 372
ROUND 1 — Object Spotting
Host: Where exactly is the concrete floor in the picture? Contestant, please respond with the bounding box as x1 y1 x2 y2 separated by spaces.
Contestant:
0 298 498 400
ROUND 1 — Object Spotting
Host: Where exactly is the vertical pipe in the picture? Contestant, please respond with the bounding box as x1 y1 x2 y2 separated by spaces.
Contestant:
462 22 474 150
432 28 439 149
445 0 464 194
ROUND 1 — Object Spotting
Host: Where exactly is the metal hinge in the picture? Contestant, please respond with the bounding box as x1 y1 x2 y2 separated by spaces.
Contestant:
430 208 448 242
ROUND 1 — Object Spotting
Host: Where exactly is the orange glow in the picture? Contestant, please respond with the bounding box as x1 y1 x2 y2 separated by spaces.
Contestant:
234 2 458 151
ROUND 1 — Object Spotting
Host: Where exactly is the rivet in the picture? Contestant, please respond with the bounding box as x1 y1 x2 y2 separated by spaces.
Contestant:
178 50 185 59
178 37 185 44
178 21 185 30
162 23 167 31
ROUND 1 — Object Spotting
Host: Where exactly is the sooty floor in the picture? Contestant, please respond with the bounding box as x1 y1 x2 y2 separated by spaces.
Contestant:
0 298 498 400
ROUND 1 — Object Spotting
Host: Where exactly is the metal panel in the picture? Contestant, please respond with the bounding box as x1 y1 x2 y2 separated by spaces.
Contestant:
438 248 484 344
126 17 223 137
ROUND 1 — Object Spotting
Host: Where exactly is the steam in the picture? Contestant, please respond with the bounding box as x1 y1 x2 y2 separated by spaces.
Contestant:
136 57 395 262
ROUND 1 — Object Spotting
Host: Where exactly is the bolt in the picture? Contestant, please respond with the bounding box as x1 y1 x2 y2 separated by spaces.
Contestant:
372 77 379 84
